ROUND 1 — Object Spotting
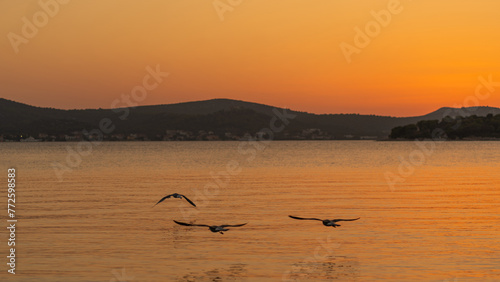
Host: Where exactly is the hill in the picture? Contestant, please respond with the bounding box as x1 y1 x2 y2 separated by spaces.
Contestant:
1 98 499 141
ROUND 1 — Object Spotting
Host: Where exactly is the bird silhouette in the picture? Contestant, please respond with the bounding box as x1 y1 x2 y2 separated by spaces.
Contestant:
173 220 247 234
289 215 360 228
153 193 196 207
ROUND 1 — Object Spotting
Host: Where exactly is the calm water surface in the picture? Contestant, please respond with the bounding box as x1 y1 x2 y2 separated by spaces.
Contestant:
0 141 499 281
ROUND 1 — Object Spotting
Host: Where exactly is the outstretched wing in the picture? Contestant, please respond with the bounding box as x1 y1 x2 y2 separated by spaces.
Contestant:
220 223 247 228
289 215 323 221
332 218 360 222
153 194 173 207
180 195 197 207
173 220 209 227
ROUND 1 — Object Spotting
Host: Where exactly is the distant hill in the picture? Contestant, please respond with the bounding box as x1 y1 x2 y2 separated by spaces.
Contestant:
414 106 500 121
1 97 500 141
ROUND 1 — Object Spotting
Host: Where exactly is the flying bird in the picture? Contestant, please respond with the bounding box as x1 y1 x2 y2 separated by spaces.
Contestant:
173 220 247 234
289 215 360 228
153 193 196 207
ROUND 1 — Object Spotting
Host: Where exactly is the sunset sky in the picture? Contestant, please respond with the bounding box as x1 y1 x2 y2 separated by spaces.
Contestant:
1 0 499 116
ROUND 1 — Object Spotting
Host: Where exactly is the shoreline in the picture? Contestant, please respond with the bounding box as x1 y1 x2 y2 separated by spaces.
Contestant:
2 138 500 143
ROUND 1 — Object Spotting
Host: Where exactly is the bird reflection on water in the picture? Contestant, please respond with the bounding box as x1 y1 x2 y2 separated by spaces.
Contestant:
285 256 359 281
177 263 248 282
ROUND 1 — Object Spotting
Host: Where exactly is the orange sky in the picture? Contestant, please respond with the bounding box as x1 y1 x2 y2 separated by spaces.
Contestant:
1 0 499 117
